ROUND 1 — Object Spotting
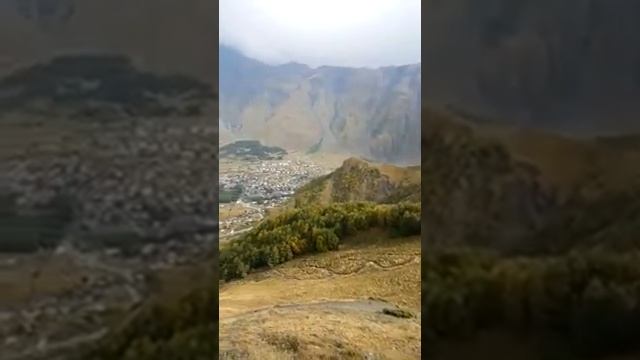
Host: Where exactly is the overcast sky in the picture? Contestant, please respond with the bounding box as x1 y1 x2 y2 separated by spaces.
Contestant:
220 0 421 68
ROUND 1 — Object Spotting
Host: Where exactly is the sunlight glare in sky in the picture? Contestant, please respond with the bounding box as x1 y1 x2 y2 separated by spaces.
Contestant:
252 0 394 34
220 0 420 68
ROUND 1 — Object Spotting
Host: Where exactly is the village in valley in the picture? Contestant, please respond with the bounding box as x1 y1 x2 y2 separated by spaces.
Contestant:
219 149 335 241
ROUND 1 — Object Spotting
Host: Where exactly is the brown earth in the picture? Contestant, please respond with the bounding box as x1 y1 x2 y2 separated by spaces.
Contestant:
219 230 421 359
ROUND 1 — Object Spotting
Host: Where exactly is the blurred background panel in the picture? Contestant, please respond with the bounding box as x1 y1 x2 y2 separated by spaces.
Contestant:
0 0 217 85
0 1 218 359
423 1 640 359
424 0 640 135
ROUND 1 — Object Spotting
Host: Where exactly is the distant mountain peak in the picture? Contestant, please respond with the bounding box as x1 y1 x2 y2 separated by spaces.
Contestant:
294 157 420 206
219 45 421 164
342 157 370 167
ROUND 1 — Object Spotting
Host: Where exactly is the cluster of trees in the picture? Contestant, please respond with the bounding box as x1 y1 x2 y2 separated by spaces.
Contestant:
219 184 243 204
293 174 329 205
220 202 420 281
84 281 217 360
537 189 640 253
424 247 640 358
0 193 72 252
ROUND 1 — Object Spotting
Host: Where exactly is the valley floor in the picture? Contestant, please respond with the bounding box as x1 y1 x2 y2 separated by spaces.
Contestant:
219 230 421 359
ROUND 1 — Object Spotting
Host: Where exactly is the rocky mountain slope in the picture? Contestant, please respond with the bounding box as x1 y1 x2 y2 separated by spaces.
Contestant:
424 0 640 136
422 106 640 253
294 157 421 206
219 45 421 164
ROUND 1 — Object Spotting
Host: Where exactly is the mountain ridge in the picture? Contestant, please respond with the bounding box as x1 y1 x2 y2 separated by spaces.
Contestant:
422 105 640 253
424 0 640 136
219 45 421 164
294 156 420 207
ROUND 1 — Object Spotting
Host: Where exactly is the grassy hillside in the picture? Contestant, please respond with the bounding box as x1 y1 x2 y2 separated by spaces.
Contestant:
78 259 218 360
0 55 214 118
219 45 420 163
422 106 640 254
219 230 421 359
294 157 421 206
425 247 640 359
220 202 420 281
423 106 640 359
83 202 419 359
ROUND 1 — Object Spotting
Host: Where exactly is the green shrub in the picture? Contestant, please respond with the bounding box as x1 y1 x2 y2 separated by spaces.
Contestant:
220 202 420 281
425 248 640 357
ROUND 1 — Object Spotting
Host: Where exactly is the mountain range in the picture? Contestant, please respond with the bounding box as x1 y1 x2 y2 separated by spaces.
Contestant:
424 0 640 136
219 45 421 164
0 0 217 86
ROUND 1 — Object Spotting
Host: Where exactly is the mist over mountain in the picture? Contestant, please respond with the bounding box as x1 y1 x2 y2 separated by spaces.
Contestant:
424 0 640 136
219 45 421 164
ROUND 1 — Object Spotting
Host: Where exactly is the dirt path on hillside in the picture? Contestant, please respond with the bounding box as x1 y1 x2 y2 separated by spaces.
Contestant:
219 232 421 359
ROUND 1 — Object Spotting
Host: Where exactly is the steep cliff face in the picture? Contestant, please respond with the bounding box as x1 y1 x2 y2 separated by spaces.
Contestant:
219 46 421 164
294 157 421 206
424 0 640 135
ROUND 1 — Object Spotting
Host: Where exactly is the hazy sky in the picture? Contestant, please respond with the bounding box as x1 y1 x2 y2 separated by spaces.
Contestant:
220 0 421 68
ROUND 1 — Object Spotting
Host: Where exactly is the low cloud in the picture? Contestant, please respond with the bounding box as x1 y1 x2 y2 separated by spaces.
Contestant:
220 0 421 68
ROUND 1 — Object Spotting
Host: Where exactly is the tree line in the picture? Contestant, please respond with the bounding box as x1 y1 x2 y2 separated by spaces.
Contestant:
82 263 218 360
220 201 420 281
424 247 640 358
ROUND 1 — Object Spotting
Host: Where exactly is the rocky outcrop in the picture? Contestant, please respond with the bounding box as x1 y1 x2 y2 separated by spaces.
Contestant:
422 108 556 252
422 106 640 253
294 157 420 206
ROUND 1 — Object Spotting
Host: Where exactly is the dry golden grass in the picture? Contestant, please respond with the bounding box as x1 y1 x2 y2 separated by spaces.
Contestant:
376 163 421 184
0 253 110 307
219 230 421 359
220 304 421 360
264 202 295 218
295 157 421 206
302 151 351 170
477 124 640 195
219 203 253 221
147 260 215 306
220 232 420 317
